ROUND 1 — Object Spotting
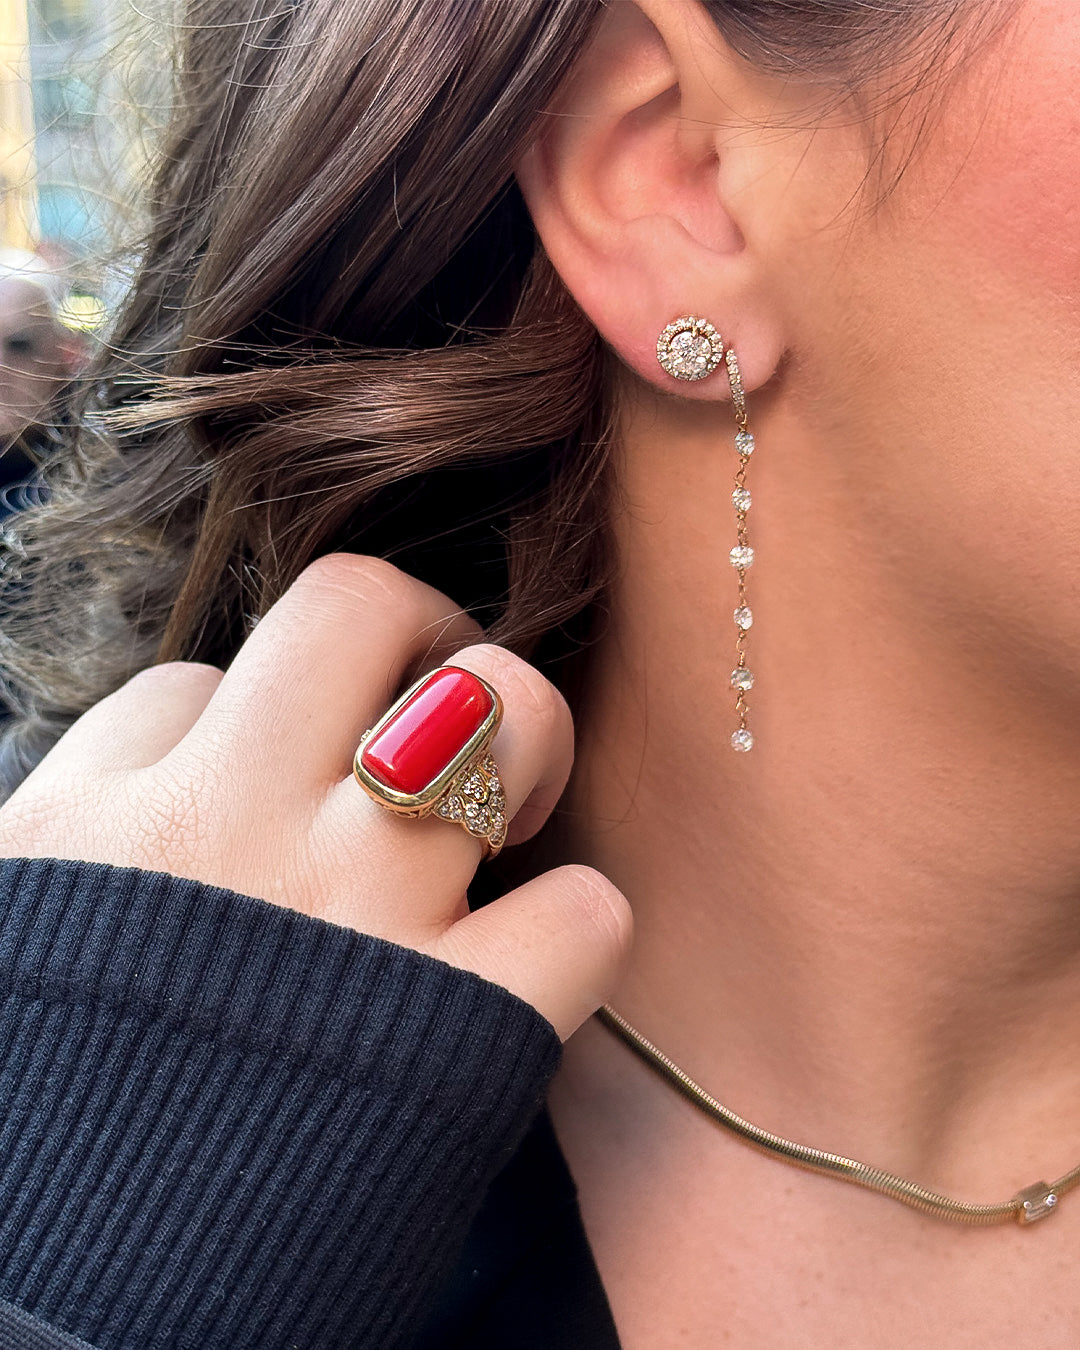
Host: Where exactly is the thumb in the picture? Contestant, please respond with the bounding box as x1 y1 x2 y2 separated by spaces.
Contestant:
434 865 633 1042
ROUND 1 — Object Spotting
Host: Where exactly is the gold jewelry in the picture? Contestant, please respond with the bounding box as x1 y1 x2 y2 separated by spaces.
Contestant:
354 666 508 858
655 316 724 381
655 318 756 752
724 347 755 753
597 1004 1080 1226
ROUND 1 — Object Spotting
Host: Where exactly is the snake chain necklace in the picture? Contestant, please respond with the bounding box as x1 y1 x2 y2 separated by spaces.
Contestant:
596 1004 1079 1227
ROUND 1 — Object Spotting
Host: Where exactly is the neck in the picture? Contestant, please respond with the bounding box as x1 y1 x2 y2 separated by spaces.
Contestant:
558 394 1080 1197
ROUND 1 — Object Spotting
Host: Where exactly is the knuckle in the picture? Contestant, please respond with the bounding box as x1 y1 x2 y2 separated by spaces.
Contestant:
553 864 633 956
287 555 457 643
296 553 413 613
457 644 570 730
127 661 223 697
410 607 481 665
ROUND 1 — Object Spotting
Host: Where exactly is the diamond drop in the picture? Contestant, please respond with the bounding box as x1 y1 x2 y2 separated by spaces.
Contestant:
731 729 755 753
734 606 753 630
730 667 754 691
729 545 755 569
735 431 755 457
732 487 752 512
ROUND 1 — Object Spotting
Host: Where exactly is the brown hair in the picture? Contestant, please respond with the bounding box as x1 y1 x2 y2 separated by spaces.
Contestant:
0 0 989 793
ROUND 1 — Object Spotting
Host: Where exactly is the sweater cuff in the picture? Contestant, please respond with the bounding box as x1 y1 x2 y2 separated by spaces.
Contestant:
0 857 561 1349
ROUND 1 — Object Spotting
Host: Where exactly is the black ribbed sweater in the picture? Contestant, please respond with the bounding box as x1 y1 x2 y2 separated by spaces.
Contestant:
0 857 621 1348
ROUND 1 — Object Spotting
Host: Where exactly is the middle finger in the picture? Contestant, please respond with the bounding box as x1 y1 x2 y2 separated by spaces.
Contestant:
314 643 575 929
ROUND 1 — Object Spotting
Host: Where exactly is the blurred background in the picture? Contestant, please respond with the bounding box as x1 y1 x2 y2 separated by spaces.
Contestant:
1 0 164 507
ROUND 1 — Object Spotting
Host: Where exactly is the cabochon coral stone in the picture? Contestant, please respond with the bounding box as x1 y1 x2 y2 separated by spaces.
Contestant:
361 667 494 796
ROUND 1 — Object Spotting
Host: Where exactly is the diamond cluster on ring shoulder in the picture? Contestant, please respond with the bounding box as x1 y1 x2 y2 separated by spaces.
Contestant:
435 752 507 849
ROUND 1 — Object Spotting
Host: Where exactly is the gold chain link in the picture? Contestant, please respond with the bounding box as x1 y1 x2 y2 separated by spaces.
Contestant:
725 348 752 746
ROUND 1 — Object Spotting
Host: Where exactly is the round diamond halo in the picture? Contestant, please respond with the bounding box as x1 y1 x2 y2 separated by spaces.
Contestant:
656 317 724 382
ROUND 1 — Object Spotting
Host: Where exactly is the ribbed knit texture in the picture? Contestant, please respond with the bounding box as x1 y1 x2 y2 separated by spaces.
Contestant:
0 857 561 1349
0 1296 96 1350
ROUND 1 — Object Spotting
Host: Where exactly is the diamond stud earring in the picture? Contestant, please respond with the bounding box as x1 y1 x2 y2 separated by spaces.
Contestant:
655 316 724 381
656 316 758 752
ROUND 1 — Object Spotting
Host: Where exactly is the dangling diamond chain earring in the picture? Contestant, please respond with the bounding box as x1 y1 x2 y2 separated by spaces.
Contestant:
725 346 755 752
656 316 756 753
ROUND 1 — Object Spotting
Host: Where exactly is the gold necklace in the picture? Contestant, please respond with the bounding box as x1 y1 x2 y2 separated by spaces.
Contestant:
597 1004 1080 1227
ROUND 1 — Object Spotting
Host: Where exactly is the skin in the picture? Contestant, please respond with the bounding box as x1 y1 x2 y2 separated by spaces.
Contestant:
514 0 1080 1345
0 555 631 1043
0 0 1076 1343
0 277 79 443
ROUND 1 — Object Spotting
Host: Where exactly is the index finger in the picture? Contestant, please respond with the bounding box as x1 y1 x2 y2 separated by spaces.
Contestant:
176 554 482 788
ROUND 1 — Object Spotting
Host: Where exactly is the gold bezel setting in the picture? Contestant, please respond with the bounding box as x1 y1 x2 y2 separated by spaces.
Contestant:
353 668 503 816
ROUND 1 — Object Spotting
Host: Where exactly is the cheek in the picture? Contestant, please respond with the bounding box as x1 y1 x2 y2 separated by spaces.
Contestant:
950 121 1080 301
926 5 1080 300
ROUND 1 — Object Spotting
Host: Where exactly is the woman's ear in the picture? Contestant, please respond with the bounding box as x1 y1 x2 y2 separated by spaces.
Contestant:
514 0 787 399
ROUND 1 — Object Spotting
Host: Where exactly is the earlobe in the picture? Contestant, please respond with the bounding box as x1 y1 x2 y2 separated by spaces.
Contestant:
514 0 785 400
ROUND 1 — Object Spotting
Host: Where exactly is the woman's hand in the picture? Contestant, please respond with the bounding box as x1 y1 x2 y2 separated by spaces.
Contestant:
0 554 631 1040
